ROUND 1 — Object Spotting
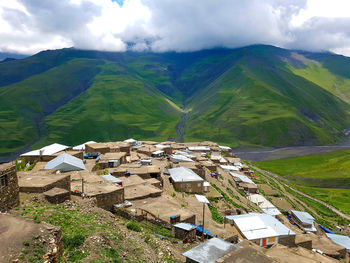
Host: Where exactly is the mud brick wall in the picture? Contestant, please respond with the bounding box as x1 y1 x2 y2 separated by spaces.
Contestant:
0 164 19 212
279 235 296 246
95 188 124 211
20 175 71 193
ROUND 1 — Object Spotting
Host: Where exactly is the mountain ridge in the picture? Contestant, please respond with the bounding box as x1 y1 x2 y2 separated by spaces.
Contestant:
1 45 350 157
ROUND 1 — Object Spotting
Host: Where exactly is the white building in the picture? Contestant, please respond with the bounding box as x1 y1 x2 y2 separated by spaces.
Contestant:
44 153 85 172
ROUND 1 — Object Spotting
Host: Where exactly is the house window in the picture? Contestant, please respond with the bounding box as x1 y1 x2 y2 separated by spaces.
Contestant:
198 183 201 187
0 174 8 187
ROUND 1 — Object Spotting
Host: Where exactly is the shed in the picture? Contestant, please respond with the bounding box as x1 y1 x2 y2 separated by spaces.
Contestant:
182 237 240 263
44 153 85 172
172 223 196 241
291 210 316 232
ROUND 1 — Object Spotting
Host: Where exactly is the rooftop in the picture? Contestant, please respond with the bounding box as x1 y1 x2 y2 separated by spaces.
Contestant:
21 143 69 157
227 213 295 240
230 172 255 185
168 167 204 183
182 237 240 263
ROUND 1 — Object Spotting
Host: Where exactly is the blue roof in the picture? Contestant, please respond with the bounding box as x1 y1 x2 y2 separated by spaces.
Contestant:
190 224 211 235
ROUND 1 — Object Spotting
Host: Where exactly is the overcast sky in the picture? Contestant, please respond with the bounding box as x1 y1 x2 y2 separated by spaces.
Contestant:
0 0 350 56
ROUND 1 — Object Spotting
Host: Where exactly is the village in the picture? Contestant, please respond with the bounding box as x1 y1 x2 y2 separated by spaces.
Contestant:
1 139 350 263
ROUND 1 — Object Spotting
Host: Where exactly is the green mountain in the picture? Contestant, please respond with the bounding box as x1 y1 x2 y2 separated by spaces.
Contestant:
1 45 350 156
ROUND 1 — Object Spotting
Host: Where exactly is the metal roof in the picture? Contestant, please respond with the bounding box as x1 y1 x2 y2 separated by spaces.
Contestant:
168 167 204 183
174 223 195 231
170 154 193 162
152 150 164 155
21 143 69 157
326 233 350 253
195 194 210 204
230 172 255 185
188 146 211 151
219 145 231 150
247 194 281 215
182 238 240 263
72 141 96 151
101 174 123 184
227 213 295 240
44 153 85 172
291 210 315 225
220 165 240 171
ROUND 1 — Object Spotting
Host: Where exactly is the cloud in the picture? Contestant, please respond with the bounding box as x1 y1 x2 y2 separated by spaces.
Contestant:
0 0 350 56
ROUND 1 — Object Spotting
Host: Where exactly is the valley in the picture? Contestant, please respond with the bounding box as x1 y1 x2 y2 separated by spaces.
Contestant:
2 45 350 159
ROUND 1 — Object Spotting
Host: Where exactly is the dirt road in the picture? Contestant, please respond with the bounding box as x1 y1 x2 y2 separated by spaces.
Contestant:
251 164 350 221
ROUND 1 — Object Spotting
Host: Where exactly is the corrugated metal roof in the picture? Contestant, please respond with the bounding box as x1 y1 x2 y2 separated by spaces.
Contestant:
174 223 195 231
219 145 231 150
182 237 240 263
170 154 193 162
168 167 203 182
230 172 255 185
291 210 314 224
326 233 350 253
228 213 295 240
72 141 96 151
101 174 123 184
188 146 211 151
220 165 240 171
21 143 69 157
44 153 85 172
195 194 209 204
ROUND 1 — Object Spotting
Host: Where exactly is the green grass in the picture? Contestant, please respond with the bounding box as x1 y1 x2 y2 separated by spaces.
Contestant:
254 149 350 215
208 204 224 224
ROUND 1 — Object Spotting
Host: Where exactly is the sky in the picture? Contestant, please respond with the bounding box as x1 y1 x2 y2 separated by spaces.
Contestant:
0 0 350 56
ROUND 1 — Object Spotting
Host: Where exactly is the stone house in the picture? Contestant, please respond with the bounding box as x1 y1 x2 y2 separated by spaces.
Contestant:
0 163 19 212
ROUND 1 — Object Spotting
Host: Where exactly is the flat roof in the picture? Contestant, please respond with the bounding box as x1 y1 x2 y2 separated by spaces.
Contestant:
21 143 69 157
182 237 240 263
81 183 123 197
100 152 127 160
18 172 70 187
188 146 211 151
101 174 123 184
168 167 204 183
227 213 295 240
230 172 255 185
174 223 196 231
220 165 240 171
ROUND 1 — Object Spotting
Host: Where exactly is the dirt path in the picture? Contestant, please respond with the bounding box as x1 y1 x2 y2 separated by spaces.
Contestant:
251 164 350 221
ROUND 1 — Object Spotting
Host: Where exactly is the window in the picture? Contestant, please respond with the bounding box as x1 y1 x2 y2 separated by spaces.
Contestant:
198 183 201 187
0 174 8 187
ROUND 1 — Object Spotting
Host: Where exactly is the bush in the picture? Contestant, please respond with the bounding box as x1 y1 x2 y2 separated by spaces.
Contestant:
126 221 142 232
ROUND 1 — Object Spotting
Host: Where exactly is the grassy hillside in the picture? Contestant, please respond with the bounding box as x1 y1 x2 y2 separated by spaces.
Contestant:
253 149 350 214
2 45 350 156
35 62 182 147
184 50 350 147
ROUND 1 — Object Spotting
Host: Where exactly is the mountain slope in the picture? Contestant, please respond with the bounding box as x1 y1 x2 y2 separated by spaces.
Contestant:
1 45 350 156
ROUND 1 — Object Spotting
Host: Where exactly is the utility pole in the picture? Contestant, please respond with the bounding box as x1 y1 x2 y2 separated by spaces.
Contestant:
81 178 84 197
202 202 205 241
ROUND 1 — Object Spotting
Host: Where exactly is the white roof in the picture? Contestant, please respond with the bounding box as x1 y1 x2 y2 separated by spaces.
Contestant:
101 174 123 184
182 238 240 263
170 154 193 163
155 144 171 149
291 210 316 232
230 172 255 185
21 143 69 157
203 182 211 187
174 150 196 159
152 150 164 155
195 194 210 204
72 141 96 151
219 145 231 150
174 223 196 231
44 153 85 172
326 233 350 253
168 167 204 183
247 194 281 215
228 213 295 240
124 138 137 143
220 165 240 171
188 146 211 151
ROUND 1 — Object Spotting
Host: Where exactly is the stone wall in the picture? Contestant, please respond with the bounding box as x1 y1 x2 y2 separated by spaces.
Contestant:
0 163 19 212
279 235 296 247
95 188 124 211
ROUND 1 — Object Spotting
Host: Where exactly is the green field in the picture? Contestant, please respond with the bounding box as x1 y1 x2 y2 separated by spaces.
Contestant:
254 149 350 214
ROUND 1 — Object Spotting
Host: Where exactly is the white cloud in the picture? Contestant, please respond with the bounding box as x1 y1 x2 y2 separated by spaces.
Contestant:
0 0 350 56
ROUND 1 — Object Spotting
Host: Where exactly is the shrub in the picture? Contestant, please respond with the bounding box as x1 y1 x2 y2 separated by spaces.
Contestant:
126 220 142 232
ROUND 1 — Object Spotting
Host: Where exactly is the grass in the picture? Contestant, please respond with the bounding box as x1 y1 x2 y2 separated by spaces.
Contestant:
14 202 158 262
208 204 224 224
253 149 350 214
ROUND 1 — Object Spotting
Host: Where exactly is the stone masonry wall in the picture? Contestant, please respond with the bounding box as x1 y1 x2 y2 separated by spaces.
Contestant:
0 163 19 212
